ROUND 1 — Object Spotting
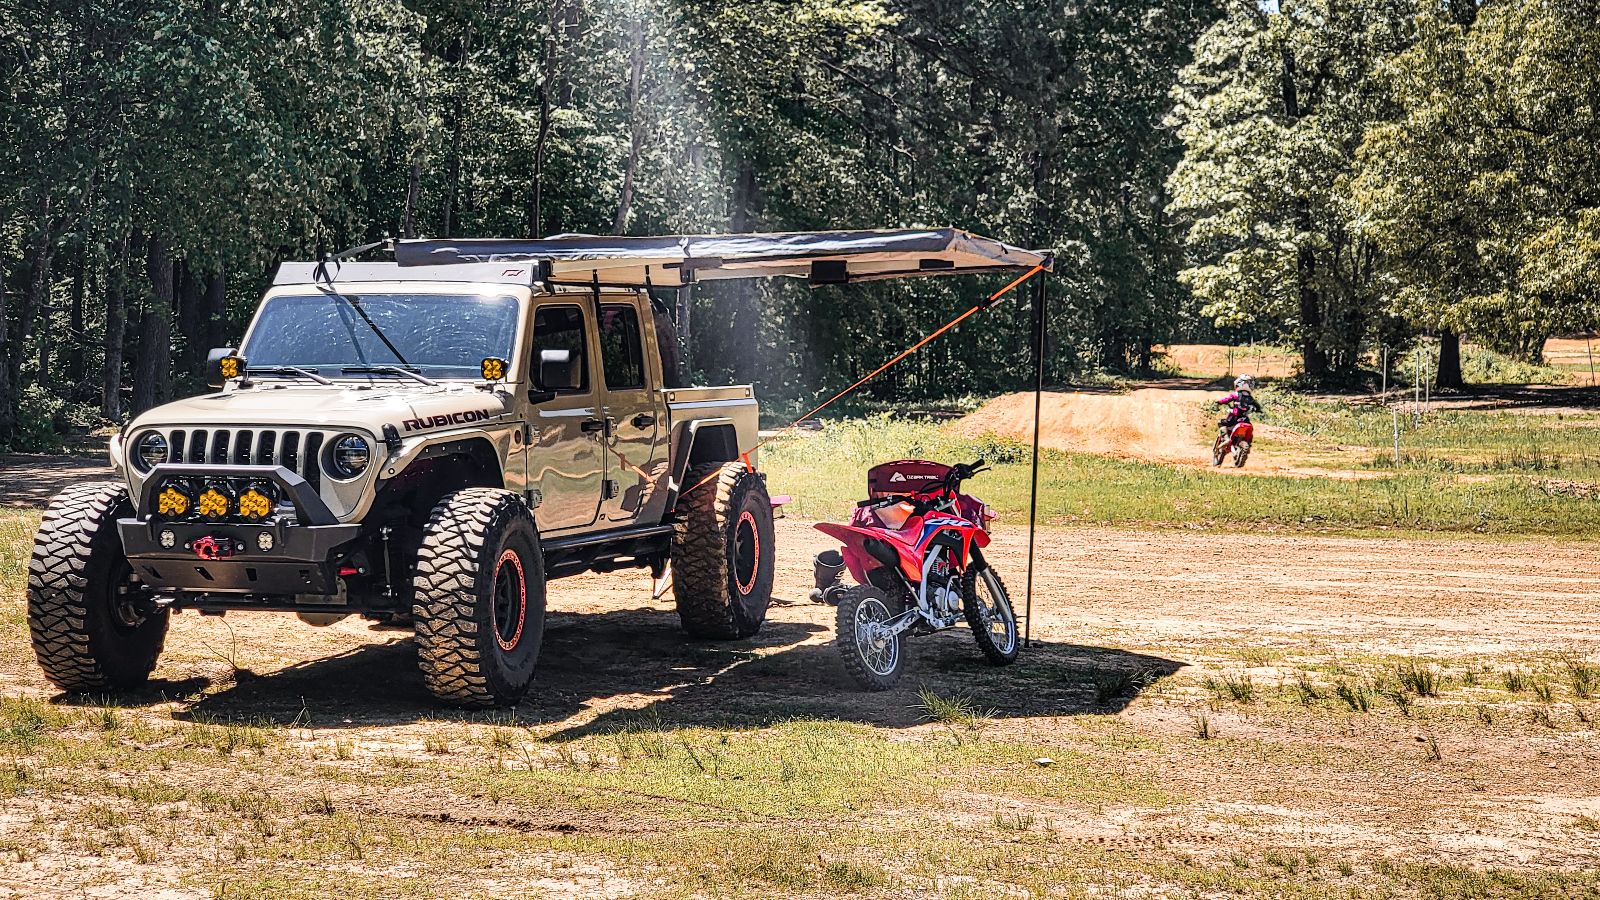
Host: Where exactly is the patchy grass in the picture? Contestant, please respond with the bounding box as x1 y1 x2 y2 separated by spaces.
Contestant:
763 415 1600 538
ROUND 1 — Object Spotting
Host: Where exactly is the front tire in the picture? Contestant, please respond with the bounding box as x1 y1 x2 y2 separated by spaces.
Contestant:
836 585 906 691
962 566 1019 666
412 489 546 708
28 482 168 692
671 462 774 639
1211 434 1227 467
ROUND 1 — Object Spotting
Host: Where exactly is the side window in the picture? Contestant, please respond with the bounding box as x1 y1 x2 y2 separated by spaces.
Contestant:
533 305 589 392
598 304 645 390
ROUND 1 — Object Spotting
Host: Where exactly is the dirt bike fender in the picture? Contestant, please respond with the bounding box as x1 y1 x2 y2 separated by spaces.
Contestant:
813 522 909 584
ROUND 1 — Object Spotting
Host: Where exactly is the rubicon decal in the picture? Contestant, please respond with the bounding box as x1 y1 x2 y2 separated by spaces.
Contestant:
402 408 500 432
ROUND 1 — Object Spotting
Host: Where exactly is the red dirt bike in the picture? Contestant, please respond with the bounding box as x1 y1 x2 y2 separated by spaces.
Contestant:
1212 419 1254 468
810 459 1019 690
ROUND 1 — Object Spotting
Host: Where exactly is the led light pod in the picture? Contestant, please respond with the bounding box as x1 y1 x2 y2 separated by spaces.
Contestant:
197 487 231 518
237 488 273 520
157 485 192 517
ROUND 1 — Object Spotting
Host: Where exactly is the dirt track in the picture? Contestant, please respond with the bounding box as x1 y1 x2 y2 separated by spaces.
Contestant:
949 386 1327 475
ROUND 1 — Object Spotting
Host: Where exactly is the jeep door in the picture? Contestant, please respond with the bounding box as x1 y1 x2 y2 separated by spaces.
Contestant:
526 302 605 531
596 295 667 524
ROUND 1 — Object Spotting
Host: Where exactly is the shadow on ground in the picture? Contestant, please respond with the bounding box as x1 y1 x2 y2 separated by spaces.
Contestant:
64 605 1181 731
0 453 113 508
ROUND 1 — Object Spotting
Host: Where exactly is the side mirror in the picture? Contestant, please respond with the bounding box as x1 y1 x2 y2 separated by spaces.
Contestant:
206 348 245 389
535 348 581 396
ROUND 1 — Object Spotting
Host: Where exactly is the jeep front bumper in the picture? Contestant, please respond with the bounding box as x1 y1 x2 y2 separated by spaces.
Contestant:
117 463 360 596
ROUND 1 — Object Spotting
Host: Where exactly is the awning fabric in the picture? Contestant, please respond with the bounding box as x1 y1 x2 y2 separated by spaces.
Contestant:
394 228 1051 287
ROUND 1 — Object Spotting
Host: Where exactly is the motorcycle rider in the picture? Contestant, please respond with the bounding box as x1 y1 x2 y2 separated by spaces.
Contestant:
1216 374 1263 435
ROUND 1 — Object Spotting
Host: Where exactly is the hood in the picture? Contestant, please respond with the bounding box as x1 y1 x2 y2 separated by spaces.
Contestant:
126 383 515 435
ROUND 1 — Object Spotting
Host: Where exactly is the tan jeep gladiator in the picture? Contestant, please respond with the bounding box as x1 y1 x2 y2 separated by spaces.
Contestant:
27 259 771 707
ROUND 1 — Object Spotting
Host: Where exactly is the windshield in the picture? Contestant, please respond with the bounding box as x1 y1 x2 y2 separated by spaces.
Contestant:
241 292 521 379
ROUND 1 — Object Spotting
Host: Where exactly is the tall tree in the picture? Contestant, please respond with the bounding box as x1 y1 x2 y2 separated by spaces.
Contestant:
1355 1 1600 379
1167 0 1415 382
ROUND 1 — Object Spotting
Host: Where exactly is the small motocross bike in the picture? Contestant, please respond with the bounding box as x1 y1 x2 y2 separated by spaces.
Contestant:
1212 419 1254 468
810 459 1019 690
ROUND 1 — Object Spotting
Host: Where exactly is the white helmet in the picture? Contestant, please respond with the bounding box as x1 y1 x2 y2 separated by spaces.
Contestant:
1234 374 1257 392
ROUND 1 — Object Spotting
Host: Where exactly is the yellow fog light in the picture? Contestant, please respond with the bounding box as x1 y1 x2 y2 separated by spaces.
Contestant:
237 489 272 520
197 488 230 518
219 356 243 379
480 356 507 381
157 486 191 517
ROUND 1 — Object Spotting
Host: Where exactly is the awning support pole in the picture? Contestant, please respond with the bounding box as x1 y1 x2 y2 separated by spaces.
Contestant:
1024 266 1047 649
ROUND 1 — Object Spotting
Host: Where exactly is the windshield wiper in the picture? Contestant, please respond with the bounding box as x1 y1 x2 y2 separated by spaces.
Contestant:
247 366 334 385
341 365 438 386
325 290 414 367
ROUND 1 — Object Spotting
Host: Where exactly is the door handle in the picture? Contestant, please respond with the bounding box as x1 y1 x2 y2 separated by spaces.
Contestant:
630 413 656 429
580 418 607 434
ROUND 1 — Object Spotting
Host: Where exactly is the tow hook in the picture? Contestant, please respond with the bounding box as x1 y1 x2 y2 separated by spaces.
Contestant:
192 536 235 560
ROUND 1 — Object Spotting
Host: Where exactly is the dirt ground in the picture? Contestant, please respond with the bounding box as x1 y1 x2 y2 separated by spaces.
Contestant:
0 453 113 507
949 386 1345 477
1155 343 1299 379
3 513 1600 896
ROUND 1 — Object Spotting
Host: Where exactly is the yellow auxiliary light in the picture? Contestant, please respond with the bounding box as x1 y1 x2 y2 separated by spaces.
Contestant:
219 356 243 380
197 488 231 518
237 488 272 520
480 356 507 381
157 486 191 517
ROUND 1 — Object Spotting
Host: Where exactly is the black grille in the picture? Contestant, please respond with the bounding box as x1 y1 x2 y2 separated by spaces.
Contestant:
156 427 337 485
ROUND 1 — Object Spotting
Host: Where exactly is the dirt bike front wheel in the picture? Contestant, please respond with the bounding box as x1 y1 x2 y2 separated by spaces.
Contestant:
836 585 906 691
1212 435 1227 467
962 567 1019 666
1233 440 1251 467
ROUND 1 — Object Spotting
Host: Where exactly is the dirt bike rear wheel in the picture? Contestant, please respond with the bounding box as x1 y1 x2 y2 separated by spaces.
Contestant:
836 585 905 691
1233 441 1251 468
962 567 1018 666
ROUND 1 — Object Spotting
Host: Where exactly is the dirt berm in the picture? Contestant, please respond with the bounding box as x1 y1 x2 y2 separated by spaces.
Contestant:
949 386 1314 473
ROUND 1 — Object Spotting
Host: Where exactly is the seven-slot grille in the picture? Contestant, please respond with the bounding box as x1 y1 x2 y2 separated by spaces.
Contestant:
159 428 333 490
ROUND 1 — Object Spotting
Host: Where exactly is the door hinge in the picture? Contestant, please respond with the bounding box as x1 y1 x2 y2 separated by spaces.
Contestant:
524 488 543 508
603 479 620 500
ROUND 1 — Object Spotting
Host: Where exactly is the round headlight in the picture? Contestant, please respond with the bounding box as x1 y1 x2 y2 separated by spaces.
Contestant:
330 434 371 479
134 432 169 472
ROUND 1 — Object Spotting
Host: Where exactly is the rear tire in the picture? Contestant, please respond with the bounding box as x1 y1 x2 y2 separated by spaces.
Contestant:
962 567 1019 666
671 462 774 639
1233 441 1251 468
412 489 545 708
28 482 168 693
836 585 905 691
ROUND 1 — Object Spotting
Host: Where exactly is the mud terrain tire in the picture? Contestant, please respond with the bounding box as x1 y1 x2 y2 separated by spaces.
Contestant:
29 482 168 692
671 462 773 639
412 489 545 708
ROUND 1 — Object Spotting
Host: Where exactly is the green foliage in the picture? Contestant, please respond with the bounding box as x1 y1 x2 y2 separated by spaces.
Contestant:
1167 1 1416 380
1354 2 1600 359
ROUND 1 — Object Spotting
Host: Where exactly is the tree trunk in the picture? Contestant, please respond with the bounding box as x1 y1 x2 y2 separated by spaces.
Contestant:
102 234 128 421
613 17 647 235
131 235 173 415
176 261 202 379
402 156 421 239
0 267 12 447
1436 330 1463 389
66 249 87 385
202 265 227 352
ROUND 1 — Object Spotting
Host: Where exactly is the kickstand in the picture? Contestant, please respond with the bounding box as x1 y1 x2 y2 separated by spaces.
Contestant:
650 560 673 601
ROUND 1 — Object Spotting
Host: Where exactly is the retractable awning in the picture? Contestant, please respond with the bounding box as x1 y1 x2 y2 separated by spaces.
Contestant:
394 228 1051 287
